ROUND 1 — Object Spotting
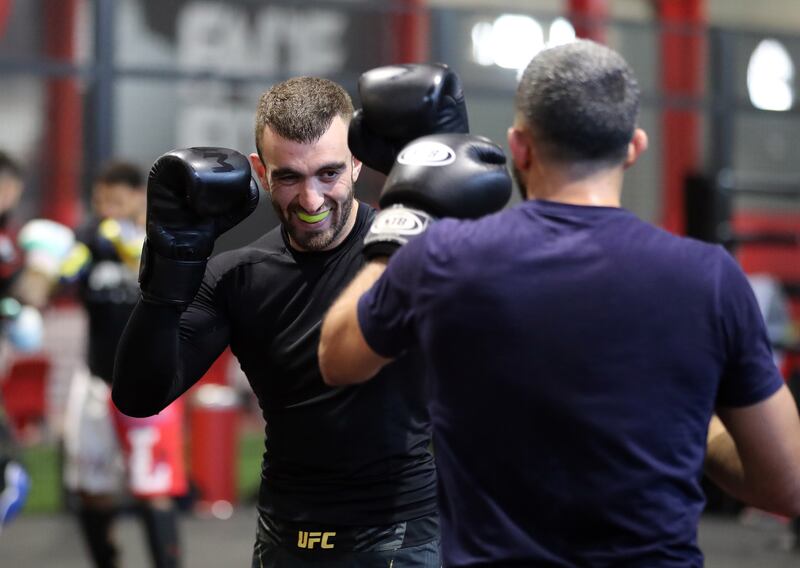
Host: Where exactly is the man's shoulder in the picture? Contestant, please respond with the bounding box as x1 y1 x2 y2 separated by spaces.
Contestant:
597 210 725 262
208 225 287 274
649 225 731 266
422 209 508 251
353 200 377 238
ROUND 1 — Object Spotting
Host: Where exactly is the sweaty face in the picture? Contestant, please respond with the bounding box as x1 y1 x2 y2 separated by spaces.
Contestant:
257 117 360 252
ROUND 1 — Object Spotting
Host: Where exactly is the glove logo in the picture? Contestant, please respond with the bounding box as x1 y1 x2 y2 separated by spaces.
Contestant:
397 141 456 167
370 208 430 236
200 149 235 173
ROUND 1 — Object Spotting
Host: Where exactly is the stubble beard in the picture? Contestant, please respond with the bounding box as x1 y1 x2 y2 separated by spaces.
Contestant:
274 183 355 251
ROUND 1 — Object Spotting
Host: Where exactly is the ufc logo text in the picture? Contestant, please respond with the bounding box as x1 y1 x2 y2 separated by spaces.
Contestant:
297 530 335 549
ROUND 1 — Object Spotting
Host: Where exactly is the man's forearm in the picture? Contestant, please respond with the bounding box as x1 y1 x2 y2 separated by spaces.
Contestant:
319 259 391 385
112 300 185 417
706 392 800 516
704 415 747 501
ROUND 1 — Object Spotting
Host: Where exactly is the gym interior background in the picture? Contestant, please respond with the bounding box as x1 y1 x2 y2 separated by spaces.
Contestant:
1 0 800 564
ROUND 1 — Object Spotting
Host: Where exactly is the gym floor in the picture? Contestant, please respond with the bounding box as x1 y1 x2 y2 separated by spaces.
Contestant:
0 507 798 567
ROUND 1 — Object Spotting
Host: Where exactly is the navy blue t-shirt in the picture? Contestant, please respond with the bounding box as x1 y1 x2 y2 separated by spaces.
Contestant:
358 199 783 567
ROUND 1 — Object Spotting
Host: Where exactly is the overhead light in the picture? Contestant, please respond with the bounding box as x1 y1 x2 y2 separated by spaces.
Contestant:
549 17 576 47
747 39 794 112
471 21 495 66
471 14 575 72
492 15 544 70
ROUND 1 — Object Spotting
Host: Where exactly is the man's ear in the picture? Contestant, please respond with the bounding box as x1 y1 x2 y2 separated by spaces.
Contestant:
249 153 268 191
623 128 648 170
507 126 532 174
351 155 363 183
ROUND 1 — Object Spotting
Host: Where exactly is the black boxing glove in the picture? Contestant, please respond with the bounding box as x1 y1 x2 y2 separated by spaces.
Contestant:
139 147 259 308
349 63 469 175
363 133 511 259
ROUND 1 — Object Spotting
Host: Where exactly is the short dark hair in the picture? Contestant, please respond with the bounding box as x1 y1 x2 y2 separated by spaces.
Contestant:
515 40 640 164
254 76 354 161
94 161 143 189
0 150 23 179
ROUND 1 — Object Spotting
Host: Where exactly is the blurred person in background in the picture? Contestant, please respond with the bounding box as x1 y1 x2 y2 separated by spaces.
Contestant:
0 150 74 533
61 161 186 567
0 150 32 534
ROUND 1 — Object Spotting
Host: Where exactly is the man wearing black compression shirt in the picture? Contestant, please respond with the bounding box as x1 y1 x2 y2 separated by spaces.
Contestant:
113 67 468 566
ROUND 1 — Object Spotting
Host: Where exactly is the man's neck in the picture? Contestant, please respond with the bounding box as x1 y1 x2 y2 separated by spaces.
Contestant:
527 162 624 207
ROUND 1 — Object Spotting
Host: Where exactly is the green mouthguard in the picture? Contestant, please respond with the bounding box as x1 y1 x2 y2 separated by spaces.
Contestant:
297 210 330 223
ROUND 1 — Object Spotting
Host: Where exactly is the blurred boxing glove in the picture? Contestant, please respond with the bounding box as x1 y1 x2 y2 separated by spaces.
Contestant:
15 219 75 308
59 219 146 284
349 63 469 175
17 219 75 279
98 218 145 272
0 298 43 352
0 458 30 533
139 147 259 308
363 133 511 259
58 242 92 285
